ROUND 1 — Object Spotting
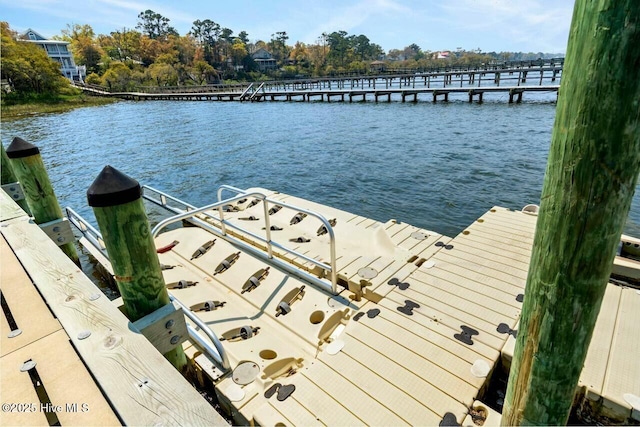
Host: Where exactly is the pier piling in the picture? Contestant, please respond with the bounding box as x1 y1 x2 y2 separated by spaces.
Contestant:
1 142 31 215
501 0 640 425
87 166 188 372
6 137 79 264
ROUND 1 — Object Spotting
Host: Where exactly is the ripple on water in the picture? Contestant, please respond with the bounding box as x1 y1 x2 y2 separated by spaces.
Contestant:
2 98 640 239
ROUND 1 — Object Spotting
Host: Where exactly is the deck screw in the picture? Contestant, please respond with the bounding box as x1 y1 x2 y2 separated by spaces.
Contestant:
20 360 36 372
8 329 22 338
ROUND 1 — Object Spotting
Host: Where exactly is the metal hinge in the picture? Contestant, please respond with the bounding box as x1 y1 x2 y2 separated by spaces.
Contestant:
1 182 25 201
39 218 75 247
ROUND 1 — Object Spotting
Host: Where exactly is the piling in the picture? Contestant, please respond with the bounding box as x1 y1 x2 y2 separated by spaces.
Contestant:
5 137 78 264
501 1 640 425
87 165 188 372
1 142 31 214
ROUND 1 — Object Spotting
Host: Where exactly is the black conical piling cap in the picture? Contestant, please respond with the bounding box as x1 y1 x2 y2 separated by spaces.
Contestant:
87 165 141 207
6 137 40 158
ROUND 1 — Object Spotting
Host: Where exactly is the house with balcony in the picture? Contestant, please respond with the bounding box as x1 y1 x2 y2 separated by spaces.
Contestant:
251 48 278 72
21 29 86 82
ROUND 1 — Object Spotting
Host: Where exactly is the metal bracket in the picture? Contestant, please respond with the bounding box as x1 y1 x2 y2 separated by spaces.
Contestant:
2 182 25 201
39 218 75 247
132 302 188 354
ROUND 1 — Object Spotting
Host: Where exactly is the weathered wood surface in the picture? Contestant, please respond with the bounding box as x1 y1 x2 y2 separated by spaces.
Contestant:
88 166 187 369
1 143 30 214
6 138 78 263
502 1 640 424
0 191 227 426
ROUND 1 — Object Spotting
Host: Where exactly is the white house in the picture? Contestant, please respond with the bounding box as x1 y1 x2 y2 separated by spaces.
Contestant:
21 29 86 82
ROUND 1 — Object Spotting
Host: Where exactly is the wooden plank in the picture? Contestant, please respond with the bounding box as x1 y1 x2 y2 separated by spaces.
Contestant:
377 297 500 362
287 369 366 426
409 269 521 318
579 284 621 393
450 236 532 264
431 252 526 291
440 244 530 275
395 280 518 332
473 215 535 239
0 329 120 426
458 229 533 257
1 216 228 426
342 316 481 398
602 288 640 405
414 264 522 306
301 358 405 426
339 333 468 421
317 350 441 426
464 222 534 248
384 289 507 348
1 237 62 357
434 250 528 282
0 190 28 222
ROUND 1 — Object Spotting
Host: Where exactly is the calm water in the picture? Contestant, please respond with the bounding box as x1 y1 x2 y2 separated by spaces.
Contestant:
3 95 640 241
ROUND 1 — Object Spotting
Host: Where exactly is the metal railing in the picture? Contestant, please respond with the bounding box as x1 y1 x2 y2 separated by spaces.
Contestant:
146 185 338 295
64 206 230 371
66 207 107 254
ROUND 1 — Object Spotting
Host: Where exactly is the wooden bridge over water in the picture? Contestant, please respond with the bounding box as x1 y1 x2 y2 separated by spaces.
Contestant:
76 61 562 104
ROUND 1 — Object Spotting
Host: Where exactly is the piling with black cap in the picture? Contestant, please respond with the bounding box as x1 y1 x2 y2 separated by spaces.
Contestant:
6 137 78 264
87 165 187 371
1 142 31 214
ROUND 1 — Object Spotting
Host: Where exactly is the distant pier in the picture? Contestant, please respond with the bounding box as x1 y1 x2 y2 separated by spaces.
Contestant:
76 60 562 104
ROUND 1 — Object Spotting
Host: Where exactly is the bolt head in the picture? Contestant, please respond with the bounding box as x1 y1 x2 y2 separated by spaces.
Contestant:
165 319 175 329
170 335 180 345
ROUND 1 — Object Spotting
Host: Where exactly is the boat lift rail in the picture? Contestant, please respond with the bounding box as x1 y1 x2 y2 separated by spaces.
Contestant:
64 206 230 370
144 185 338 295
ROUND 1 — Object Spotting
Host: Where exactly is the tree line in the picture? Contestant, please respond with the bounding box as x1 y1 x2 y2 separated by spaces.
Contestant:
1 10 562 96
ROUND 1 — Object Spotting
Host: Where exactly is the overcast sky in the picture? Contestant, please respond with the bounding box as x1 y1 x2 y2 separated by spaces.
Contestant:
1 0 574 53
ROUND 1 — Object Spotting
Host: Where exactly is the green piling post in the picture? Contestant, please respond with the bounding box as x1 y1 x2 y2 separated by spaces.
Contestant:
501 1 640 425
87 165 187 372
6 137 79 264
1 142 31 214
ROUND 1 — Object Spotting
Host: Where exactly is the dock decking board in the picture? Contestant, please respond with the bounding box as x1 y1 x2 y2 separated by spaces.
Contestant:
580 284 621 393
375 297 499 363
601 287 640 411
0 330 121 426
342 313 480 401
0 191 227 426
1 237 63 357
150 188 638 424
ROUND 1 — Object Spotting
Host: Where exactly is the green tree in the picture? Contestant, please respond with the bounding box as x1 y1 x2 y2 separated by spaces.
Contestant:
268 31 289 64
58 24 103 74
99 28 141 62
101 62 134 91
147 63 178 86
188 60 217 84
237 31 249 45
1 22 67 95
137 10 177 40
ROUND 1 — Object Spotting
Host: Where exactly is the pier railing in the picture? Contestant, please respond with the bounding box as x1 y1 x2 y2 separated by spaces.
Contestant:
144 185 339 295
65 205 231 370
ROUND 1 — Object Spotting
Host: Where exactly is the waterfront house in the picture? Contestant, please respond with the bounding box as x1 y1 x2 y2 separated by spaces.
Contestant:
251 48 278 72
21 29 86 82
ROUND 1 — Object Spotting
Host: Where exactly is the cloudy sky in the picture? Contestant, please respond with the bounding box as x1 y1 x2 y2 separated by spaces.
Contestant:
2 0 574 53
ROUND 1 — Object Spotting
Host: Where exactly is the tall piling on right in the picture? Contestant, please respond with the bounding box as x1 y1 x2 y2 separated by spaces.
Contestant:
501 1 640 425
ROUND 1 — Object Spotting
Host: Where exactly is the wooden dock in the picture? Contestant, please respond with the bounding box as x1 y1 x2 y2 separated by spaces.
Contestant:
75 62 562 104
142 187 639 425
0 190 228 426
